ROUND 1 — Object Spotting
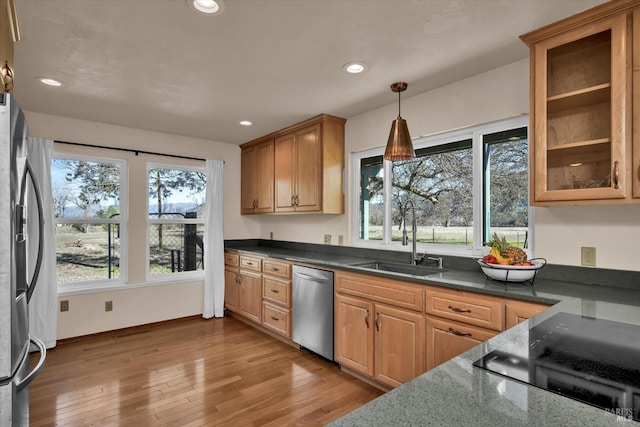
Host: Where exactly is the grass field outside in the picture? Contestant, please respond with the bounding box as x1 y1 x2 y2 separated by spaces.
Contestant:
363 226 528 247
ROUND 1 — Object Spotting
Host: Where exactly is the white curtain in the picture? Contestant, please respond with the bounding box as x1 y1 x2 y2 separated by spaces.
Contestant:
203 159 225 318
27 137 57 348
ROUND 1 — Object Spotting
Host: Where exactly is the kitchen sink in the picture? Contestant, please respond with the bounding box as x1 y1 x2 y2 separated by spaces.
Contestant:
350 260 446 277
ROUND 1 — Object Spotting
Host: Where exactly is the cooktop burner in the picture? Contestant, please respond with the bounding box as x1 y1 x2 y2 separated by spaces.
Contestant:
473 312 640 421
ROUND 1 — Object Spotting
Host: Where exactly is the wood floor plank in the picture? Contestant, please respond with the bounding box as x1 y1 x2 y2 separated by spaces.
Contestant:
29 316 382 426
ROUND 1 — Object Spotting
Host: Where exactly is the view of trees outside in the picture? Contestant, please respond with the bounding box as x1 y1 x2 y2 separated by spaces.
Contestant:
359 127 529 248
147 167 206 275
52 158 206 283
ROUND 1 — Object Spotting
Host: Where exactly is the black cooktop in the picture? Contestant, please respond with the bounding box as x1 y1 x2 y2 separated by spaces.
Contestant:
473 312 640 421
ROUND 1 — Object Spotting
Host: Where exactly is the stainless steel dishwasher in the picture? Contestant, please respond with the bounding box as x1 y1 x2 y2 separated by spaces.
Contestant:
292 265 334 361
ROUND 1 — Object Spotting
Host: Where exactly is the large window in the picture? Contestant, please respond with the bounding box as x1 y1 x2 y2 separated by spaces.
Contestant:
52 155 126 285
353 116 531 257
147 164 206 278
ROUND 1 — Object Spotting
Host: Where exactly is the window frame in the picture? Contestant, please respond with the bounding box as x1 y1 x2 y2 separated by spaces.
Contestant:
52 152 128 292
145 162 206 283
351 115 533 258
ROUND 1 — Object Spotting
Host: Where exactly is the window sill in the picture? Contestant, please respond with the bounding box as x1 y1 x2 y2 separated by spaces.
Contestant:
58 274 204 297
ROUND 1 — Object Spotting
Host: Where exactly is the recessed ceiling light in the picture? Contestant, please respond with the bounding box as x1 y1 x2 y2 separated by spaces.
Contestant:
239 120 252 126
186 0 225 15
342 62 367 74
37 77 63 87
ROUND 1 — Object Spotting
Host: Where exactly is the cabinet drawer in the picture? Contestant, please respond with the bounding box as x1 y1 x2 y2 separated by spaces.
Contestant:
335 272 423 312
263 276 291 307
262 302 291 338
240 255 262 272
426 315 498 371
425 288 504 331
262 259 291 279
224 252 239 267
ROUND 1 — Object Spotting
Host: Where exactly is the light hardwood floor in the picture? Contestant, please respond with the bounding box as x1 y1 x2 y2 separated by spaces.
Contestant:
29 316 383 426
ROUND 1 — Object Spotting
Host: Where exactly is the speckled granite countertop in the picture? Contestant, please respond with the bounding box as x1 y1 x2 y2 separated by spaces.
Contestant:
225 241 640 425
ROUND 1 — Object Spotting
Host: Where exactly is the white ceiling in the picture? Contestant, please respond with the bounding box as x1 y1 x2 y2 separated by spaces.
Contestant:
13 0 606 145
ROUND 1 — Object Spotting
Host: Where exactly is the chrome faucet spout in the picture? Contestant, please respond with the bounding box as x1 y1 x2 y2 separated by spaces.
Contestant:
401 199 421 265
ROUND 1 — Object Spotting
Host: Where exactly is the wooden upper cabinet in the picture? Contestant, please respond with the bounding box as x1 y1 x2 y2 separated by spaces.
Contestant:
275 124 322 212
521 2 637 205
241 114 345 215
241 140 274 214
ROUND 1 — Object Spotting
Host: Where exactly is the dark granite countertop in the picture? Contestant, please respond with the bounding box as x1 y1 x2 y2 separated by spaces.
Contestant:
225 240 640 426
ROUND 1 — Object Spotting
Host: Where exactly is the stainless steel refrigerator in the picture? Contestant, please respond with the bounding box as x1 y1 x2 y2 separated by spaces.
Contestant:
0 93 47 426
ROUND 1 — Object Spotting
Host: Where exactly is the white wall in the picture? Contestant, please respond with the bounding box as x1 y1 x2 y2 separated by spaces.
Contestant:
255 58 640 272
26 112 259 338
27 56 640 339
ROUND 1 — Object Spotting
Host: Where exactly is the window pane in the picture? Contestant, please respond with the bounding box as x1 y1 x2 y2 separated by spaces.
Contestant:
359 155 384 240
55 223 121 283
483 127 528 248
51 159 120 219
148 223 204 274
391 140 473 245
148 168 206 217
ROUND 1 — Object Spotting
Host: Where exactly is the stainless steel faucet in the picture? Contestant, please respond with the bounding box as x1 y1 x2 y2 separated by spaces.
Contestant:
401 199 424 265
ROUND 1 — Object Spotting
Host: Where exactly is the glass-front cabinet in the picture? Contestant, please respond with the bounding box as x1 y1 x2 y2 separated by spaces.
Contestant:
522 8 632 205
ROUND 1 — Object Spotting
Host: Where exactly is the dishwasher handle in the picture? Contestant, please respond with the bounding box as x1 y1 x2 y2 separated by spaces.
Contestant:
294 271 331 281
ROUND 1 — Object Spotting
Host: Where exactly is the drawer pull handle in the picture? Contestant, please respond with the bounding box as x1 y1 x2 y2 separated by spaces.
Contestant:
448 327 472 337
375 312 380 331
270 289 280 293
448 305 471 313
270 315 279 321
365 310 369 328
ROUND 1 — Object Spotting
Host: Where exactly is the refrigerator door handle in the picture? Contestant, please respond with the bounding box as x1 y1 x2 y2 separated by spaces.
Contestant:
19 158 45 303
16 336 46 393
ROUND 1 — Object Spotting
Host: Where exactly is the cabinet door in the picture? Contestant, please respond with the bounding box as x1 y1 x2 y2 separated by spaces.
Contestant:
529 14 629 203
274 132 296 212
425 316 497 371
224 267 239 311
293 124 322 212
255 141 274 212
505 300 549 329
238 271 262 323
335 294 374 377
240 146 257 214
633 9 640 198
374 304 425 388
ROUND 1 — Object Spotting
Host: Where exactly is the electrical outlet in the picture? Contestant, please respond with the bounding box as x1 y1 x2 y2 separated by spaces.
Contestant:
269 231 274 240
324 234 332 245
581 247 596 267
105 301 113 312
338 235 344 246
60 300 69 312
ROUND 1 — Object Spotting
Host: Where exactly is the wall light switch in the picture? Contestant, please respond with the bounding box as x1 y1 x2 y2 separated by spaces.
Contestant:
60 300 69 312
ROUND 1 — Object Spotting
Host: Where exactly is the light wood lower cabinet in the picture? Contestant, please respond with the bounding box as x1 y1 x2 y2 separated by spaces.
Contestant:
224 265 239 311
374 304 425 388
238 270 262 323
505 299 549 328
335 294 374 377
425 315 497 371
335 272 425 388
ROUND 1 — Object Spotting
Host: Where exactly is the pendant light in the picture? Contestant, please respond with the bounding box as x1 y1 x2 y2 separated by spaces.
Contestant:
384 82 415 161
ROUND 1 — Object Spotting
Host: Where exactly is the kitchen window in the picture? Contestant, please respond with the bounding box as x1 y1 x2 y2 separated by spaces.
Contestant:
352 116 531 258
147 164 206 279
51 155 127 287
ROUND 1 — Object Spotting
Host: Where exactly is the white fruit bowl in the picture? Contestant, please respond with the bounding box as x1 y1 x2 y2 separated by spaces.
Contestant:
477 258 546 283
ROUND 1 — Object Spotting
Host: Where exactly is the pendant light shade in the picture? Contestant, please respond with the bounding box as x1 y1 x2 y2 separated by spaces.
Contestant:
384 82 415 161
